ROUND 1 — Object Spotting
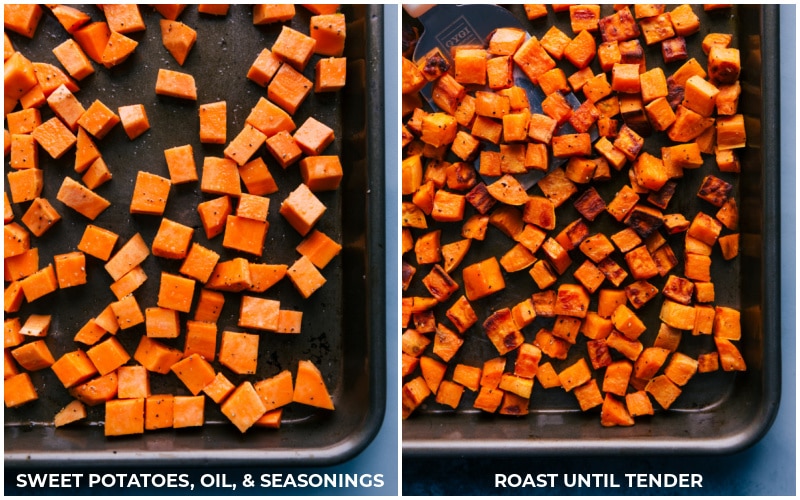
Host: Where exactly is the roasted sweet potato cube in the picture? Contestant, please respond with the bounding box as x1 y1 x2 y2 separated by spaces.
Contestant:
697 352 720 373
558 358 592 392
462 257 505 301
603 359 633 396
659 299 697 330
625 390 654 417
601 393 634 426
421 265 459 303
663 352 698 386
402 376 431 419
432 323 463 363
645 374 682 409
554 284 591 319
697 175 733 208
579 233 615 263
538 167 578 207
606 330 644 361
483 308 524 356
633 347 670 380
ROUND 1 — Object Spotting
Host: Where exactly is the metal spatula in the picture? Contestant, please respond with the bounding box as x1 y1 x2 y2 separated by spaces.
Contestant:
406 4 585 189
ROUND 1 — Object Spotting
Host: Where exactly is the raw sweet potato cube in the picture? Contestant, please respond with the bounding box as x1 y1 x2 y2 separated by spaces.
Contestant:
206 258 252 292
194 289 225 323
266 130 303 168
53 251 86 288
222 215 268 256
104 398 144 436
268 63 312 115
118 104 149 139
182 320 217 361
309 13 345 56
280 183 326 236
155 68 197 100
145 307 180 339
157 272 195 313
145 394 174 430
134 336 183 374
198 101 226 144
21 197 61 237
51 349 97 388
239 295 280 332
20 264 58 302
247 48 281 87
221 381 267 433
224 124 266 167
219 330 259 375
171 353 216 396
108 272 148 302
197 196 233 240
173 395 205 428
234 190 270 221
287 255 327 299
130 171 171 215
104 233 149 281
201 156 241 197
86 336 130 375
151 218 193 259
179 242 220 283
117 365 150 399
300 155 343 191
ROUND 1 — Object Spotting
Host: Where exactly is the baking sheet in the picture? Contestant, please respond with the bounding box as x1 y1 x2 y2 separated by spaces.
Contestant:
5 4 385 466
402 4 780 455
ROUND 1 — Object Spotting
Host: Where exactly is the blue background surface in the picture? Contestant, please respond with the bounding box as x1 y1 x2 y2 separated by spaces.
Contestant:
400 4 796 496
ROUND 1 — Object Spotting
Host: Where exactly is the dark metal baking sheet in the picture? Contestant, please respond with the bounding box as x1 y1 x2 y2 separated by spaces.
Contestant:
402 4 780 455
5 4 385 466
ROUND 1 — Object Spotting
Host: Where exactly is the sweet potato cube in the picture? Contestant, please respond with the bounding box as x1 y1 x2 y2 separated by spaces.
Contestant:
117 365 150 399
86 337 130 375
109 264 146 298
130 171 171 215
171 353 216 396
155 68 197 100
173 395 205 428
104 398 144 436
104 232 149 281
499 372 534 399
157 272 195 313
219 331 259 375
645 374 682 409
152 218 193 259
144 394 174 430
53 251 86 288
473 386 503 413
194 290 225 324
605 331 643 361
402 376 431 419
280 183 326 236
222 215 268 256
238 295 280 332
118 104 149 140
247 48 281 87
611 303 647 340
300 155 343 192
224 124 266 167
453 48 487 86
435 380 464 409
621 390 651 418
51 349 97 388
134 336 183 374
268 62 312 115
558 358 592 392
20 197 60 237
145 307 180 339
221 381 267 433
600 393 634 426
570 378 603 412
20 264 58 302
453 364 483 392
176 242 219 283
287 255 327 299
659 299 697 330
197 196 232 240
54 399 87 427
293 359 334 410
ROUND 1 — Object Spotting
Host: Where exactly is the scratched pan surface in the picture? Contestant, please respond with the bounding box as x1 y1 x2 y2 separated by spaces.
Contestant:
402 5 780 456
5 5 385 466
